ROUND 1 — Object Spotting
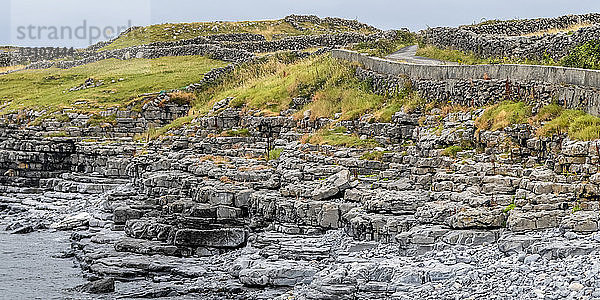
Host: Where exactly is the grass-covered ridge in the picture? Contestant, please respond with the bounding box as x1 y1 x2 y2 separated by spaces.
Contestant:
194 53 422 121
0 55 226 113
102 19 379 51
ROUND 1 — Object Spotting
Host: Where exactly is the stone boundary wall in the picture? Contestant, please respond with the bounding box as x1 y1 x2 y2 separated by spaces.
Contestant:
332 49 600 115
221 32 376 53
459 13 600 36
284 15 380 33
421 24 600 61
0 53 9 66
22 33 374 71
0 47 76 67
1 13 380 68
25 44 254 70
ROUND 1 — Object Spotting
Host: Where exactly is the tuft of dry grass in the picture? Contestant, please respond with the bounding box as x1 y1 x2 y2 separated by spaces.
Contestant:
0 65 24 73
199 155 231 164
167 91 196 106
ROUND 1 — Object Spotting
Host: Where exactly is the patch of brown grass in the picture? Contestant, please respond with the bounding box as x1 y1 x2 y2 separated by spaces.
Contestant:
199 155 231 164
167 91 196 106
0 65 24 73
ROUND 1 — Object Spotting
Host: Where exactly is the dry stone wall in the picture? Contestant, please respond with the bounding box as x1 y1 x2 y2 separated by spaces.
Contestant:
422 13 600 61
0 47 76 67
284 14 380 33
422 25 600 61
460 13 600 36
24 33 374 70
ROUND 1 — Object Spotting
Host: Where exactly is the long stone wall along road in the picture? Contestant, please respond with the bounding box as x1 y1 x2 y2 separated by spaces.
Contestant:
334 49 600 87
385 45 457 66
333 49 600 116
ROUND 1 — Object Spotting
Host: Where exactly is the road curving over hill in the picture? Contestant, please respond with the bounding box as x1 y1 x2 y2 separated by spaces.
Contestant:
385 45 458 65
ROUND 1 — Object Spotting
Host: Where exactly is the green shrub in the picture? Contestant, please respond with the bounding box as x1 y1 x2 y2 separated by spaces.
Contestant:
360 150 389 161
268 148 283 160
441 145 463 158
222 128 251 137
503 203 516 213
562 40 600 70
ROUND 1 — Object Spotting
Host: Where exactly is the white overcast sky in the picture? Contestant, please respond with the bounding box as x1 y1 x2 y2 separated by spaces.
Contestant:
1 0 599 47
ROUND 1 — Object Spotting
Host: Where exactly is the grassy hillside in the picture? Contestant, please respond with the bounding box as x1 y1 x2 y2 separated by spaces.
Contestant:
0 56 226 113
193 54 419 121
102 19 378 51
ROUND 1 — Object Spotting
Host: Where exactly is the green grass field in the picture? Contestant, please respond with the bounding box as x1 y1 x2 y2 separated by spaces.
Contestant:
0 55 226 113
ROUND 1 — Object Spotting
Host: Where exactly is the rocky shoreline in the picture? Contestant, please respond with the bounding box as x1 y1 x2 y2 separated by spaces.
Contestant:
3 94 600 299
4 12 600 299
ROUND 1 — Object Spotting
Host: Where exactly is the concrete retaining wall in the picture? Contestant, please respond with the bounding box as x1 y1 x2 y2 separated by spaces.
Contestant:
332 49 600 87
332 49 600 115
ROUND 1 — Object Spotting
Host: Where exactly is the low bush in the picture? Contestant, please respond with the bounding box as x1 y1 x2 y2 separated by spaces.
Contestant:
222 128 251 137
268 148 283 160
561 40 600 70
441 145 463 158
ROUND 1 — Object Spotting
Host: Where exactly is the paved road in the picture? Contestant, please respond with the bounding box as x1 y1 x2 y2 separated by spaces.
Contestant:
386 45 458 65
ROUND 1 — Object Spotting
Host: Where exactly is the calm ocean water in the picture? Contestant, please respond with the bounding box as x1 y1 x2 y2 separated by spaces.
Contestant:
0 231 86 300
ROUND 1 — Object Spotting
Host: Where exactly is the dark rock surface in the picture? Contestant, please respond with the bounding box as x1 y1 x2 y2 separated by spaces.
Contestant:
78 278 115 294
